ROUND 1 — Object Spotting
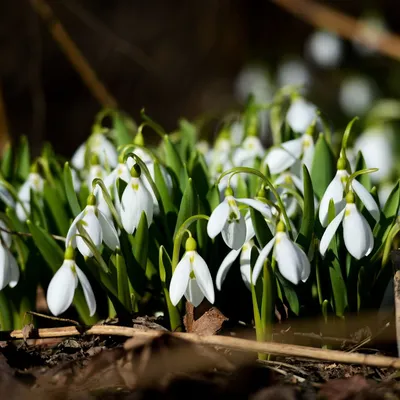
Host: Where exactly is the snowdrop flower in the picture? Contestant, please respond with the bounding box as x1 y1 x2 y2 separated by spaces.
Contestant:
318 157 380 227
16 170 44 221
306 31 343 68
339 76 375 116
47 246 96 316
264 129 315 175
277 59 311 88
120 165 154 234
0 234 20 291
169 236 214 307
320 192 374 260
354 127 394 183
216 214 255 290
66 194 119 257
286 98 318 134
71 132 118 170
0 183 14 208
207 187 272 250
252 221 310 285
233 135 265 167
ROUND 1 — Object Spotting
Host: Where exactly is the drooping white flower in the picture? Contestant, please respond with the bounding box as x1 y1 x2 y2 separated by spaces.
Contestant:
169 237 214 307
216 214 255 290
66 194 119 257
233 135 265 167
286 98 318 134
207 188 272 250
120 165 154 234
354 127 394 183
320 192 374 260
264 131 315 175
252 221 310 285
71 132 118 170
0 243 20 290
16 171 44 221
306 31 343 68
46 247 96 316
277 59 310 88
318 158 380 227
339 76 375 116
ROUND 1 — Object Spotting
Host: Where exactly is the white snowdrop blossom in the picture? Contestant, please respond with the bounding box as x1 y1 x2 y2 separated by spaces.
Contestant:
120 165 154 234
0 242 20 290
277 59 310 88
354 127 394 183
306 31 343 68
46 247 96 316
286 98 318 134
318 158 380 227
339 76 375 116
66 194 119 257
169 237 214 307
252 221 310 286
216 214 255 290
233 135 265 167
71 132 118 170
264 131 315 175
207 188 272 250
320 192 374 260
16 171 44 221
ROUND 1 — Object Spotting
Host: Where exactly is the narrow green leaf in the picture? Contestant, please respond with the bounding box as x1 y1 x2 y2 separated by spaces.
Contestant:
354 151 372 191
43 183 70 235
311 133 336 199
16 136 30 181
174 178 198 239
164 135 185 190
132 212 149 270
206 184 220 212
277 274 299 315
154 161 175 214
63 162 81 215
188 152 210 201
1 142 13 180
27 220 64 272
297 165 314 251
250 208 273 248
112 111 136 147
115 249 132 311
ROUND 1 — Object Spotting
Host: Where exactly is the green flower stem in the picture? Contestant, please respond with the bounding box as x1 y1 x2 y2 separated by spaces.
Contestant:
341 117 359 160
92 178 123 230
250 282 264 359
344 168 379 194
163 285 181 332
217 167 293 238
260 259 274 360
172 214 210 272
140 110 167 138
0 290 13 330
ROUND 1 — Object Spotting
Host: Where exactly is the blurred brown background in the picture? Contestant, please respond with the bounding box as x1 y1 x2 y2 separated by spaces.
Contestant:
1 0 400 156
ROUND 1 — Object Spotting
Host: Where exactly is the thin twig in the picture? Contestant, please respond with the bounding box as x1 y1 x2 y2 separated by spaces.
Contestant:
29 0 117 108
25 311 79 326
3 325 400 369
271 0 400 62
0 226 66 242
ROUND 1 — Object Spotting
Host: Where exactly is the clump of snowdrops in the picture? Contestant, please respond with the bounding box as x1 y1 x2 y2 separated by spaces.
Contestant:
0 88 399 348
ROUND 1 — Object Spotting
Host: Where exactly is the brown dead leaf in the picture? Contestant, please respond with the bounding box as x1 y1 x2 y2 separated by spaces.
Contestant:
319 375 370 400
184 302 228 335
21 323 35 342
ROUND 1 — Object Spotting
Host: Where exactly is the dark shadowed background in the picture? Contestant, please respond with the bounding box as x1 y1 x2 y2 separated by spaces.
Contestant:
1 0 400 156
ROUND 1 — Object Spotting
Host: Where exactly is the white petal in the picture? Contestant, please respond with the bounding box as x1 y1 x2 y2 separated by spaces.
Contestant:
7 251 19 288
99 138 118 168
76 208 102 257
240 243 254 290
319 172 346 227
185 278 205 307
274 233 305 285
343 204 373 260
75 265 97 316
0 220 12 247
16 202 29 221
66 209 85 248
137 184 154 226
252 237 276 284
0 245 10 290
294 243 311 283
71 143 86 170
236 198 272 219
319 208 346 256
264 137 303 174
0 185 14 207
207 200 229 239
192 252 214 304
169 253 191 306
97 211 119 250
222 215 247 250
120 183 139 234
291 174 305 194
352 180 380 222
216 249 241 290
245 214 255 242
46 261 76 316
18 180 32 202
302 137 315 171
